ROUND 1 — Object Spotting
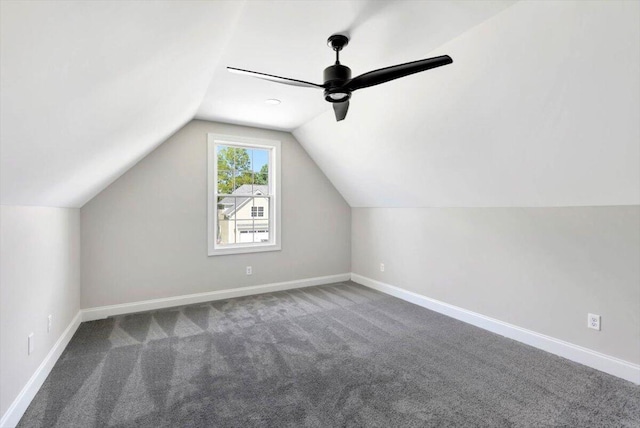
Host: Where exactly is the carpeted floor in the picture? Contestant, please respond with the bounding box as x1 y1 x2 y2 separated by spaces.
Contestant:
18 281 640 427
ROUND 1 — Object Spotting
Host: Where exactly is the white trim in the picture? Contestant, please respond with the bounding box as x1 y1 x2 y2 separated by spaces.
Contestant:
351 273 640 385
207 134 281 256
1 312 82 428
4 273 635 427
82 273 351 322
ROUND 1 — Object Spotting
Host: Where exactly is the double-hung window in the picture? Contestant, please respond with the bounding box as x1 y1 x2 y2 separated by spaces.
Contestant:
208 134 281 255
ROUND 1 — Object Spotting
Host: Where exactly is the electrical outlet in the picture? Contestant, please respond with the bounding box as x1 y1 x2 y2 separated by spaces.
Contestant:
48 315 53 333
246 266 252 275
28 333 34 355
588 313 601 331
380 263 385 272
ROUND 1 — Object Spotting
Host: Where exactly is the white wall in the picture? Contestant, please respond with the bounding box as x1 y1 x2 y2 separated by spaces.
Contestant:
352 207 640 365
0 206 81 417
81 120 351 308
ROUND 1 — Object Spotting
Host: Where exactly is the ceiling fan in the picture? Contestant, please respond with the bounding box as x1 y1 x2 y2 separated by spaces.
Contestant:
227 34 452 122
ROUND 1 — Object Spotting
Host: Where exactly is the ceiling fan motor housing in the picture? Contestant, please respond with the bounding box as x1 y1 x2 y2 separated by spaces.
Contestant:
323 64 351 103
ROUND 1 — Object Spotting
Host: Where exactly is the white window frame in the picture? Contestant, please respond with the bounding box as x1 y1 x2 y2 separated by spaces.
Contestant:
207 133 281 256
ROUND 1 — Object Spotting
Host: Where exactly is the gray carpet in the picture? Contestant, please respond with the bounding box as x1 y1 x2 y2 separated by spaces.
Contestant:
18 281 640 427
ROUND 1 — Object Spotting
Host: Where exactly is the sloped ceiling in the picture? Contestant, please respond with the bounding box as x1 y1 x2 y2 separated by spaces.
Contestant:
294 0 640 207
0 0 513 207
2 1 638 208
196 0 515 131
1 0 244 207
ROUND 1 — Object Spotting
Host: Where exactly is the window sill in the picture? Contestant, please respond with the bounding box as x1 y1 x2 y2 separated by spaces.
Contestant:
208 243 281 257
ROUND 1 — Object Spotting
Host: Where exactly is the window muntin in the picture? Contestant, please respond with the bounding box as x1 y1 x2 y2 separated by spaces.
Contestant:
208 134 281 255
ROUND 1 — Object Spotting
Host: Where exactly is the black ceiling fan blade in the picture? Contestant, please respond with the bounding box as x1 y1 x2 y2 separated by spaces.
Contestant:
227 67 324 89
333 101 349 121
345 55 452 91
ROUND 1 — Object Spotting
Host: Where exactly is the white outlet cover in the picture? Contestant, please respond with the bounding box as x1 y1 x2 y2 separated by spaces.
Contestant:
380 263 385 272
588 313 601 331
48 315 53 333
246 266 252 275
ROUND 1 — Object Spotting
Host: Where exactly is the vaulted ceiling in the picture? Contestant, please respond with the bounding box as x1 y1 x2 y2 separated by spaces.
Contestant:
1 0 244 207
196 1 515 130
1 1 638 208
294 0 640 207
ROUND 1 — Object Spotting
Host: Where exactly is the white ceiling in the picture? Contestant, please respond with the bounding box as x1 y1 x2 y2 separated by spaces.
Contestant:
0 0 513 207
2 1 638 208
294 0 640 207
196 0 515 131
1 0 244 207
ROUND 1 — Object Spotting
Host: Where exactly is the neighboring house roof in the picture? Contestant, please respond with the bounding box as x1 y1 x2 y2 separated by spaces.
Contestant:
218 184 268 217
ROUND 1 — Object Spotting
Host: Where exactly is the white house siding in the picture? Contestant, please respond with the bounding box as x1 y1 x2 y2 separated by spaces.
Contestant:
222 197 270 244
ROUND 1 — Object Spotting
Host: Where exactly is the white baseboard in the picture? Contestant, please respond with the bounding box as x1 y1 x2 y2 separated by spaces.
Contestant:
7 272 632 428
351 273 640 385
0 311 82 428
82 273 351 322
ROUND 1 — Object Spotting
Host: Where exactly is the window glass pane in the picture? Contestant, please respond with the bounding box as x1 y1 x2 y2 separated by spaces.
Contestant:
252 149 269 189
217 219 237 245
217 195 235 213
232 147 252 191
216 145 234 171
218 145 253 190
217 146 269 192
251 197 269 242
234 170 252 194
216 196 236 243
217 170 233 194
235 198 254 224
252 149 269 174
238 228 254 243
252 197 269 219
254 172 268 189
235 147 252 173
230 219 238 244
252 227 269 243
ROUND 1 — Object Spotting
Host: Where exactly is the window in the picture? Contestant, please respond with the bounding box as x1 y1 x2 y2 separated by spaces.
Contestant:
251 206 264 217
208 134 281 255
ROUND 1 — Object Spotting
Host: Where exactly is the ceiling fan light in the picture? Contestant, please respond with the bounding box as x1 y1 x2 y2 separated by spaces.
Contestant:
328 92 348 101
